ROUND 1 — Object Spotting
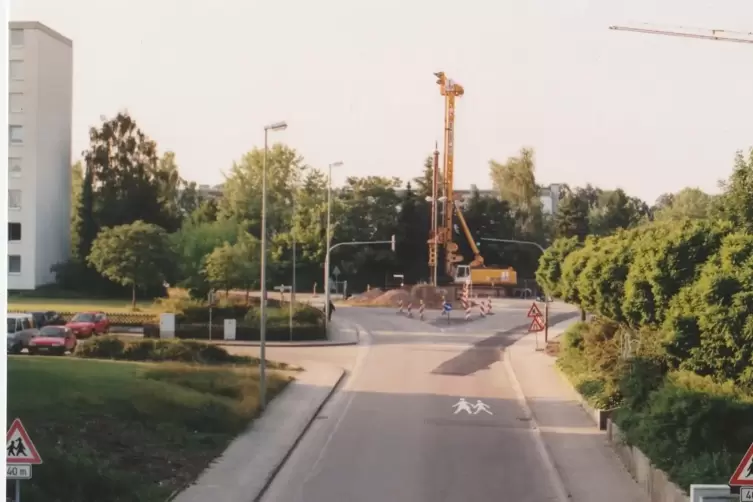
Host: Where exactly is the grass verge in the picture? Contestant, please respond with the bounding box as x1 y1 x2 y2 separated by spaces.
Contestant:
7 357 293 502
8 296 158 313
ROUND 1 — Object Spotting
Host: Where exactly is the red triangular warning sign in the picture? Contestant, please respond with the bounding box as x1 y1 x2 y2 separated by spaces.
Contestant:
7 418 42 465
527 303 543 318
528 316 545 332
730 442 753 486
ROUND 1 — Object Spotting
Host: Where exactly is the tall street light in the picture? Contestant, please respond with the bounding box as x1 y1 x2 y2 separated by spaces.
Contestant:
260 120 287 411
324 161 343 331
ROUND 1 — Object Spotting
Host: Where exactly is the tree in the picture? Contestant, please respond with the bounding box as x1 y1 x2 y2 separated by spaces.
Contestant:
412 154 442 199
395 182 428 283
203 232 260 298
88 221 175 307
554 192 590 240
588 189 648 236
652 188 714 222
170 217 242 298
716 148 753 232
536 236 582 297
83 112 184 232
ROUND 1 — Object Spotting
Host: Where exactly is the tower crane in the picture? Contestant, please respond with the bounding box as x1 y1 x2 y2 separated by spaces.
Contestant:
609 23 753 45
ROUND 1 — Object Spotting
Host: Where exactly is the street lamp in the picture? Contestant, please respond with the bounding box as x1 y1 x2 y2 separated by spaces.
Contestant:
324 161 343 331
260 120 287 411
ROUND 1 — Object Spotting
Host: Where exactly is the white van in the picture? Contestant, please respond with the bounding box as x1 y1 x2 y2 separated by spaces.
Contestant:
7 313 37 354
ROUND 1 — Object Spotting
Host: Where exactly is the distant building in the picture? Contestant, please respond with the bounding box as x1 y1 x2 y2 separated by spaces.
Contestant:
196 184 224 200
8 21 73 290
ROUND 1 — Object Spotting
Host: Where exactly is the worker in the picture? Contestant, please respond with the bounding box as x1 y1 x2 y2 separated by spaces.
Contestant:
328 300 336 321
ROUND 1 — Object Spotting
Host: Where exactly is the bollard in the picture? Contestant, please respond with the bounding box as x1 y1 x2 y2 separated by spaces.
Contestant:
398 299 404 315
419 300 425 320
407 302 413 318
465 304 471 321
479 301 486 317
487 298 493 315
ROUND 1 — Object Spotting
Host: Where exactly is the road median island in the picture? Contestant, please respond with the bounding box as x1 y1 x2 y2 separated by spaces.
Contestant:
8 339 296 501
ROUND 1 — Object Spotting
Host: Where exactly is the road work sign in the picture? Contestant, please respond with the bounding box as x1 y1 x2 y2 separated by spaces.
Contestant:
7 418 42 465
730 443 753 487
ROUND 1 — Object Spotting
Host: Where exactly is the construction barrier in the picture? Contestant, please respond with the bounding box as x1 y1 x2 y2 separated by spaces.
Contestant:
419 300 425 321
486 298 493 315
397 299 404 315
407 302 413 318
479 301 486 318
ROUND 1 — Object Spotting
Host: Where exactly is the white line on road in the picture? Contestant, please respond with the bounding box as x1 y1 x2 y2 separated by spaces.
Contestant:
304 322 372 484
371 330 494 338
503 348 571 502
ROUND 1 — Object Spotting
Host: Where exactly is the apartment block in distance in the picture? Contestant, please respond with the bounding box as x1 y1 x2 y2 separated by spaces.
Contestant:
8 21 73 290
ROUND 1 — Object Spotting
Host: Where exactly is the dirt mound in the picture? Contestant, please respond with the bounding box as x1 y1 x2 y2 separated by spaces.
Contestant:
348 288 415 307
410 284 446 309
347 288 386 304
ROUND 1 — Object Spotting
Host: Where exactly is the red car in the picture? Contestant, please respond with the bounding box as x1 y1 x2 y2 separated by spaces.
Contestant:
66 311 110 338
28 326 77 355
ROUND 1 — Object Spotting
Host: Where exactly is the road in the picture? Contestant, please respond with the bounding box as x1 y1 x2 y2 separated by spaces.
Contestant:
244 301 583 502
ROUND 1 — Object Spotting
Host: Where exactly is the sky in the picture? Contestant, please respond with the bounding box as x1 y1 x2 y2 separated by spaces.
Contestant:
11 0 753 204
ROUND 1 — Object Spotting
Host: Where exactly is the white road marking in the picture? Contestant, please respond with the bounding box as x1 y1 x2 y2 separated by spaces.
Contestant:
503 348 571 502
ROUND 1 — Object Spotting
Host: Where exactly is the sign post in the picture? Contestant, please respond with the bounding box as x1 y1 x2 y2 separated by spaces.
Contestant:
527 302 546 351
7 418 43 502
274 285 293 341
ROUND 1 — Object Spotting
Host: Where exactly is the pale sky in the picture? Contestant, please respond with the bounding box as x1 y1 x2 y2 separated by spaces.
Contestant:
11 0 753 204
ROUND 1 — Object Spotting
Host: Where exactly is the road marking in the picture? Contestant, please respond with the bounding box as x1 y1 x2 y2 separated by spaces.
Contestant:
503 348 570 502
304 322 372 484
372 330 493 338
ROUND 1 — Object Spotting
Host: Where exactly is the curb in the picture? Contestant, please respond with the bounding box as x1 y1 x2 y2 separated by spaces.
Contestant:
212 340 359 348
252 367 347 502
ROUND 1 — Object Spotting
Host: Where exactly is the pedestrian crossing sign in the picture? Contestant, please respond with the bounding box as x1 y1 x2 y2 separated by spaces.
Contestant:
729 442 753 486
6 418 42 465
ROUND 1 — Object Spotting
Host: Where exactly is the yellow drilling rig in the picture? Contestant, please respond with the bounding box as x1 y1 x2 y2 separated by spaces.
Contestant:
428 71 517 290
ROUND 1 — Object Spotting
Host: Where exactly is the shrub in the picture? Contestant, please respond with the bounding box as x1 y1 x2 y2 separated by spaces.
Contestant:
535 236 582 298
173 322 326 342
76 336 249 365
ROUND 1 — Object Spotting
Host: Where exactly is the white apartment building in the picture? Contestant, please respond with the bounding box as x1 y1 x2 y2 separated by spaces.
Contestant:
8 21 73 290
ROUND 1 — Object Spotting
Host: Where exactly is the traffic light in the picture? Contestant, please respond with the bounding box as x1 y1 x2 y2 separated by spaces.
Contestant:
391 234 396 252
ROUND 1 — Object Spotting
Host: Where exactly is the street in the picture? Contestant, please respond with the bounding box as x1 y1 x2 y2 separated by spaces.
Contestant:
242 302 599 502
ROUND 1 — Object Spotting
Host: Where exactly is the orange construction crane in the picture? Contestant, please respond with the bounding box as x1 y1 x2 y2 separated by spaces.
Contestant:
432 71 465 277
609 23 753 45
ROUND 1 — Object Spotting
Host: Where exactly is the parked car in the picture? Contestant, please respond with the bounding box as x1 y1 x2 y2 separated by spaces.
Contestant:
29 311 66 328
66 312 110 338
7 313 38 354
28 326 77 356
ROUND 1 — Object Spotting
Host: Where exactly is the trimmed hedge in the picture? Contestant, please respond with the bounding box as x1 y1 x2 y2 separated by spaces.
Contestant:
173 322 326 342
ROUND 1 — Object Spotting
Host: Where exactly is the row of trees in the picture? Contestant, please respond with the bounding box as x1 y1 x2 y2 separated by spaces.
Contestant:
535 148 753 488
55 111 693 303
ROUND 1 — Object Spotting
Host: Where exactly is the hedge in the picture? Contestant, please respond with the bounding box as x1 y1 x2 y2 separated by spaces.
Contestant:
171 322 326 342
539 217 753 490
9 310 157 327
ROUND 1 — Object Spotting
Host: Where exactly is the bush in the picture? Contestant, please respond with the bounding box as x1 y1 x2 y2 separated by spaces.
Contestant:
76 336 251 365
615 371 753 490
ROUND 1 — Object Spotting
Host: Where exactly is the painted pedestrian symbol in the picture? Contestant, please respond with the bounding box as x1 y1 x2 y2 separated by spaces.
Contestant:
452 398 494 415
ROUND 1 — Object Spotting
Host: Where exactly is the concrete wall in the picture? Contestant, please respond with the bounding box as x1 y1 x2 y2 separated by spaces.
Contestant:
607 419 689 502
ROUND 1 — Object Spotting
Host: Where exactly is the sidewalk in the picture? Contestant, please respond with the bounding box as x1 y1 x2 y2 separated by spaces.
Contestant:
172 362 345 502
506 328 648 502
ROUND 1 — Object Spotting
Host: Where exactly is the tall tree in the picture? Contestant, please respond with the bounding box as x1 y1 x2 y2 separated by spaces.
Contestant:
652 187 714 222
395 182 428 283
716 148 753 232
83 112 183 233
554 192 590 240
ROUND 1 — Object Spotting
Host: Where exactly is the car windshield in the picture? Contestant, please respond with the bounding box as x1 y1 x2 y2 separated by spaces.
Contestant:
7 319 17 333
71 313 96 323
39 327 67 338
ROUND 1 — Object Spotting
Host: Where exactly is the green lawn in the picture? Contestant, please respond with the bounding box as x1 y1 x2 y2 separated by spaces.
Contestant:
8 296 158 313
7 356 292 502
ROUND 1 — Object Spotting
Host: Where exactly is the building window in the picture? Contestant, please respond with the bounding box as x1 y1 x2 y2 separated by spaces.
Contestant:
9 125 23 145
8 255 21 274
8 223 21 241
9 93 23 113
9 158 21 178
9 60 23 81
8 189 21 210
10 30 24 47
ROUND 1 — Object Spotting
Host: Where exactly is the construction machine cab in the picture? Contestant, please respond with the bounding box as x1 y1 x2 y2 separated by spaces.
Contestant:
454 265 471 283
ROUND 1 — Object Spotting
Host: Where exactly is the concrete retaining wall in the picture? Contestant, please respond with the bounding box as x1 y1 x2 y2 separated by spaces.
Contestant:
607 419 689 502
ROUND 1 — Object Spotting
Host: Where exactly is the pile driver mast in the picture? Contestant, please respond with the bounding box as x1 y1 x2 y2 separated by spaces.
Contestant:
431 71 467 278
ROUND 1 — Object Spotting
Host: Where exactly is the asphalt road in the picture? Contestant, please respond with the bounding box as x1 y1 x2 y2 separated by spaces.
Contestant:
257 302 580 502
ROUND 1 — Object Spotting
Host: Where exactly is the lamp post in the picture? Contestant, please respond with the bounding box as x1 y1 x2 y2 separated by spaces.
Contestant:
324 161 343 332
291 181 297 342
260 120 287 411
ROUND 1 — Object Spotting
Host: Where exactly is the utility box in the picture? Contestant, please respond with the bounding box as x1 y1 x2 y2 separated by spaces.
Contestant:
224 319 236 341
159 313 175 339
